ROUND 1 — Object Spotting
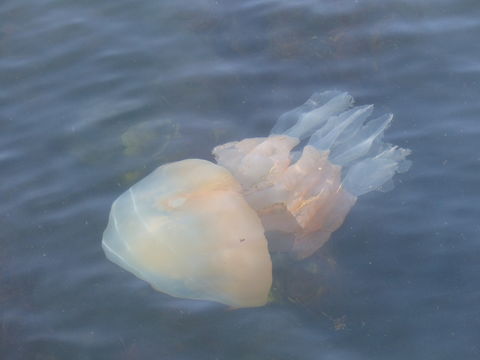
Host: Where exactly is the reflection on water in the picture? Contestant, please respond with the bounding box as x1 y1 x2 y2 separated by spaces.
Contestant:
1 0 479 359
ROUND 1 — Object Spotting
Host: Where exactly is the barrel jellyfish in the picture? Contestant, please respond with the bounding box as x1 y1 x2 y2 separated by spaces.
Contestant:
102 91 411 308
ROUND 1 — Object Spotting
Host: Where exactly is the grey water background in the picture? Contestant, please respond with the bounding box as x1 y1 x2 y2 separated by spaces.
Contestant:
1 0 479 359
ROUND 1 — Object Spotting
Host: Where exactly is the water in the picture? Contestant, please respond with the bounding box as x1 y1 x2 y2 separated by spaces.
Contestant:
1 0 479 359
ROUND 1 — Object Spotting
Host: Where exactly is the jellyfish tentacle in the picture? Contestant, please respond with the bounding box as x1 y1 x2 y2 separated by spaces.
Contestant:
271 91 354 140
330 113 393 166
307 104 374 151
342 145 411 196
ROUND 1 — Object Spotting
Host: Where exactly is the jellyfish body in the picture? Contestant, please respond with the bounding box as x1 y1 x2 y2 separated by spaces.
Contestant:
102 91 410 307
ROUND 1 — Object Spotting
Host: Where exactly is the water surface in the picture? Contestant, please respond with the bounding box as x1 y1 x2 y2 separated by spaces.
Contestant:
1 0 479 359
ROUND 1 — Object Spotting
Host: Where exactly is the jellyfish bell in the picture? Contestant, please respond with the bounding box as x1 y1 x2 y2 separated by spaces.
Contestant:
102 159 272 308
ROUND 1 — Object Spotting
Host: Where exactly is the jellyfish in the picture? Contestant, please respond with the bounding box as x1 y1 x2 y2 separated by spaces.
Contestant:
102 91 410 308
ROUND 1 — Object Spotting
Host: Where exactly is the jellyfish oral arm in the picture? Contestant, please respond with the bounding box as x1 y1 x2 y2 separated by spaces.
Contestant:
214 91 410 258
